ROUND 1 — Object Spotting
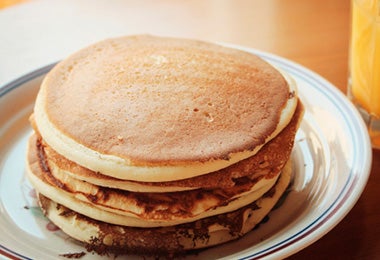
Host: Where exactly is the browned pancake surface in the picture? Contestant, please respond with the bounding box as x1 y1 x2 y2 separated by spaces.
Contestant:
35 101 303 190
36 171 285 257
41 35 290 165
28 134 278 221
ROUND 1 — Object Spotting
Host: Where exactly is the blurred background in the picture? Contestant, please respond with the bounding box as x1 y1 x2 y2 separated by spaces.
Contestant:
0 0 349 90
3 1 379 259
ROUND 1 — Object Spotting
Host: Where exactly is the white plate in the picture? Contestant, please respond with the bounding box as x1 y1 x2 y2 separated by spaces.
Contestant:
0 49 372 260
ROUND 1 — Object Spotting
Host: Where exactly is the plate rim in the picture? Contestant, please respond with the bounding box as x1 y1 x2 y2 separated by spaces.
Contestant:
248 49 372 259
0 48 372 260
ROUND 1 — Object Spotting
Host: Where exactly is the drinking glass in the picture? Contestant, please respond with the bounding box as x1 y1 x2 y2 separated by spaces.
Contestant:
348 0 380 148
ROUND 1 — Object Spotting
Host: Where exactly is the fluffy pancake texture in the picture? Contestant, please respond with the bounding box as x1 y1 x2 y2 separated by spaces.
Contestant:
26 35 304 257
33 34 298 182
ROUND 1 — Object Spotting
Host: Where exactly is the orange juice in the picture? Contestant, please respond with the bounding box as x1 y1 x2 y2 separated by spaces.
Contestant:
349 0 380 148
0 0 27 9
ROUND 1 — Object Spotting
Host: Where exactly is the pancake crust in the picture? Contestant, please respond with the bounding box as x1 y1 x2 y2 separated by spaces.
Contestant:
33 35 298 181
27 135 281 226
36 160 291 257
35 100 303 192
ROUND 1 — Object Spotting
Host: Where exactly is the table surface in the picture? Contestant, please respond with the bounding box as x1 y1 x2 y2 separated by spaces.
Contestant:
0 0 379 259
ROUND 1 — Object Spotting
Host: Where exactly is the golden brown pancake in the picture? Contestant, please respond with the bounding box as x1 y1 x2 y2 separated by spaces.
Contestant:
26 35 304 257
34 101 303 192
36 159 292 257
27 133 281 227
33 35 298 182
27 102 302 227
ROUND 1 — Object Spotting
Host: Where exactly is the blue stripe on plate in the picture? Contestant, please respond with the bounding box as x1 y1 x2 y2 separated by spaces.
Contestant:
0 64 55 260
239 51 364 259
0 244 32 260
0 51 369 260
0 63 56 98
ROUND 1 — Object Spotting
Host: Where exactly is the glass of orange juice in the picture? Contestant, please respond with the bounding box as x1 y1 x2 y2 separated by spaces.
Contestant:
348 0 380 149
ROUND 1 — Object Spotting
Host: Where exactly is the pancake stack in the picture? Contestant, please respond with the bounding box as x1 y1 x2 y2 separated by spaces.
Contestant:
26 35 304 257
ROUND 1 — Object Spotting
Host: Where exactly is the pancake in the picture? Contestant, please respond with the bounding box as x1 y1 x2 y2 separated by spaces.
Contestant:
26 35 304 257
36 159 292 256
27 133 282 227
33 35 298 182
27 101 302 227
34 100 303 192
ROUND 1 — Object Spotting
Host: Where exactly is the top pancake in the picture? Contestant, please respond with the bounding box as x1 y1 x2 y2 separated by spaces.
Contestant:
33 100 303 192
33 35 298 182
